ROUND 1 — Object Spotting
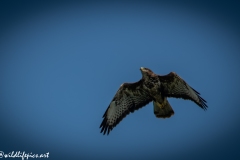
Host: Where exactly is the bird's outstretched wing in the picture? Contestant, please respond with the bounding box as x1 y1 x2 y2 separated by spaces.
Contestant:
100 80 152 135
158 72 208 110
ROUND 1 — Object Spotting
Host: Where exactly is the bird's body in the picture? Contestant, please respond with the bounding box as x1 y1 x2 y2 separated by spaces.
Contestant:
100 67 208 135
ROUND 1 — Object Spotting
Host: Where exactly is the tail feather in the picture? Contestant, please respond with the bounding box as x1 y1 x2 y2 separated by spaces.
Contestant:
153 99 174 118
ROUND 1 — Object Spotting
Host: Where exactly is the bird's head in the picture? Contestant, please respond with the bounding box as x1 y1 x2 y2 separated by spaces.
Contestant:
140 67 153 79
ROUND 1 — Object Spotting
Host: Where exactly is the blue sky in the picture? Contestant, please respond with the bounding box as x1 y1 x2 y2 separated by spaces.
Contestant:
1 1 240 160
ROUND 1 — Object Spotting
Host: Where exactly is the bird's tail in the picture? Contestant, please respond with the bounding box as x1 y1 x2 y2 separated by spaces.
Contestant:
153 99 174 118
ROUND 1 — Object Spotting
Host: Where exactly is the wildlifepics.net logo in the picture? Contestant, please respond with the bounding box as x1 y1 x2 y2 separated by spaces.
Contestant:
0 151 49 160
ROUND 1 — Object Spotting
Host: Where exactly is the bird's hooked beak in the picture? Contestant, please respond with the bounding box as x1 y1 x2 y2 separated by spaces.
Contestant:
140 67 147 75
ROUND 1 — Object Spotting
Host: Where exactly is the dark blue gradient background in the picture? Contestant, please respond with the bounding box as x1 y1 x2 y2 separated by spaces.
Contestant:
1 1 240 160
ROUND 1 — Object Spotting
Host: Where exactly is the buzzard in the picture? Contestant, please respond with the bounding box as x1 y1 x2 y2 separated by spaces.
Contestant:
100 67 208 135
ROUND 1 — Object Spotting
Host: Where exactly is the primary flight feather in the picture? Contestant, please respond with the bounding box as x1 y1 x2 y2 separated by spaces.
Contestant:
100 67 208 135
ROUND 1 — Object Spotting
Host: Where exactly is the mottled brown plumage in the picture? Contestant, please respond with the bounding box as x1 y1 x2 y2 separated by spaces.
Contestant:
100 67 208 135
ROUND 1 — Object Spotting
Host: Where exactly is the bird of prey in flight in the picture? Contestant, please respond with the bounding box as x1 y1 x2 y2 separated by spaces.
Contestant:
100 67 208 135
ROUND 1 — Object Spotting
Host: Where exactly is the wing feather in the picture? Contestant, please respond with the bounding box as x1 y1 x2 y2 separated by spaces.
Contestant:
158 72 208 110
100 80 152 135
